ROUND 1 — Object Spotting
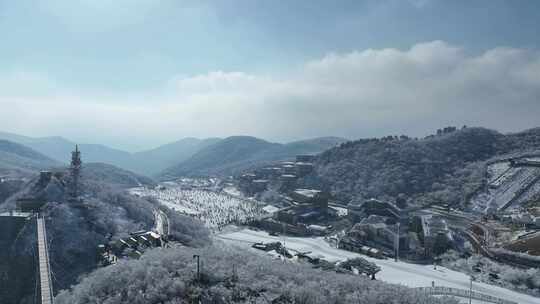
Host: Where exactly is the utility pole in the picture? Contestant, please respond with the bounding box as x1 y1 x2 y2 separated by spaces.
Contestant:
394 222 400 262
193 255 200 282
282 222 286 248
469 276 474 304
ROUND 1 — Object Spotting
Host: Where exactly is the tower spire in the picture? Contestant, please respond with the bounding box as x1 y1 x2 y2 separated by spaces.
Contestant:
68 145 82 201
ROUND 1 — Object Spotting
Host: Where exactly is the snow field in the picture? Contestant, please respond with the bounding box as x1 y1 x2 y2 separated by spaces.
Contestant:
216 229 540 304
130 186 267 230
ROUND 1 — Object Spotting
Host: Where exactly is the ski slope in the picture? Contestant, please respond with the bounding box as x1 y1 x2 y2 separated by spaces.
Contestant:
130 186 266 229
217 229 539 304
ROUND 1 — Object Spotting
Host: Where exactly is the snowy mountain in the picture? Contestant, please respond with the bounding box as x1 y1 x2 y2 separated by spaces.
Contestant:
130 137 221 176
0 131 221 176
0 131 132 168
82 162 157 189
0 139 60 172
159 136 347 179
303 126 540 207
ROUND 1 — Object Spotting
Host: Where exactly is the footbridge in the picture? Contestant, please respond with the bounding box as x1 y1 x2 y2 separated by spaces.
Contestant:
415 286 517 304
37 216 54 304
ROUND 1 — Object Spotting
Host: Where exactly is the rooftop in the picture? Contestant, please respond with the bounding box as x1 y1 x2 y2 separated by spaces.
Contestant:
293 189 322 198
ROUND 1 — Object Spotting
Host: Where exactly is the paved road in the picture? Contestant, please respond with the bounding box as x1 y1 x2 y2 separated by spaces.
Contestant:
217 229 539 304
153 209 170 236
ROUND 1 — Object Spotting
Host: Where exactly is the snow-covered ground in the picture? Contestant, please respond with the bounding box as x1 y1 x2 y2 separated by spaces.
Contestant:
472 162 540 213
487 162 512 185
262 205 280 214
217 229 539 304
222 186 243 197
130 186 267 229
330 205 348 217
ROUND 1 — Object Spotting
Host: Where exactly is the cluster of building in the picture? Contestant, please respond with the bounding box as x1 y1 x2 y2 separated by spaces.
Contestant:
251 240 381 279
253 188 339 236
238 155 315 196
340 199 454 260
98 230 165 265
236 154 456 260
500 210 540 228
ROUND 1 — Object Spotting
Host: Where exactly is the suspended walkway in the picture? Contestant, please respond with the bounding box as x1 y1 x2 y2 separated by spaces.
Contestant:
37 217 54 304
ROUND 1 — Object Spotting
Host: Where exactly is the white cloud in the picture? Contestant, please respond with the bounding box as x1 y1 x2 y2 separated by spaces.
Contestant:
1 41 539 150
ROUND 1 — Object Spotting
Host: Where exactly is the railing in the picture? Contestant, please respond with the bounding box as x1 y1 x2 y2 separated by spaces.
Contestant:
37 217 54 304
415 286 517 304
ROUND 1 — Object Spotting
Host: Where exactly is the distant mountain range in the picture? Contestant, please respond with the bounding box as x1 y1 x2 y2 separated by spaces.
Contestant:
0 132 348 178
0 132 222 176
0 131 134 170
0 139 60 173
159 136 347 179
82 163 156 188
130 137 221 175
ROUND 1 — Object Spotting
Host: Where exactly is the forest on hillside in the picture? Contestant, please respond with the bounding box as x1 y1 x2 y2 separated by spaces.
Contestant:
55 243 458 304
304 127 540 207
0 168 209 303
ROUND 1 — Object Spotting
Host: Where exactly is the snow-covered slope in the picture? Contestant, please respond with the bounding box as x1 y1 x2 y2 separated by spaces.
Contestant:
472 159 540 213
130 185 266 229
217 229 539 304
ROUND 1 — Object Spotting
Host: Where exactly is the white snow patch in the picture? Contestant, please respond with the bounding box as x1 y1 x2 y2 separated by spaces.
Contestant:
330 206 348 216
216 229 539 304
223 186 242 197
130 186 266 229
262 205 280 214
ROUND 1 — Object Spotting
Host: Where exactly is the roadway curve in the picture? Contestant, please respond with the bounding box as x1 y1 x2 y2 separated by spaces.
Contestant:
153 209 170 236
216 229 539 304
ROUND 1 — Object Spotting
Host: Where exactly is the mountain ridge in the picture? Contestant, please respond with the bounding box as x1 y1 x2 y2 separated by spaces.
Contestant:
0 139 61 173
301 126 540 206
159 135 348 179
0 131 348 178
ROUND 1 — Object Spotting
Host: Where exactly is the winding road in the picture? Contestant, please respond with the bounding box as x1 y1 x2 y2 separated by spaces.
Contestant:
216 229 539 304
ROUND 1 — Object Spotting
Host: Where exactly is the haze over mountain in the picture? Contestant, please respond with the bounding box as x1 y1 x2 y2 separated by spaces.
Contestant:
160 136 347 179
0 131 132 168
0 131 220 176
0 139 60 173
130 137 221 176
0 131 346 178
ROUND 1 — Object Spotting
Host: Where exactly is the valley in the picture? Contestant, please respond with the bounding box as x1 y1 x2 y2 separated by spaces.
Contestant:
1 127 540 304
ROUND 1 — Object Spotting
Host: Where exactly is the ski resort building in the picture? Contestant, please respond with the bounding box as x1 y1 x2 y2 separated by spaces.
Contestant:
296 155 315 163
343 215 408 254
347 198 403 223
295 162 314 177
410 215 453 258
98 230 165 265
279 174 297 192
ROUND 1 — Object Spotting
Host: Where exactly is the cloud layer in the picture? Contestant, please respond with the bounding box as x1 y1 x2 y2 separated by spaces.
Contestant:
1 41 539 150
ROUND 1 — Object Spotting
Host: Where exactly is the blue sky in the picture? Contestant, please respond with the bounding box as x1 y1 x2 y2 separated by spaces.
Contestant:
0 0 539 151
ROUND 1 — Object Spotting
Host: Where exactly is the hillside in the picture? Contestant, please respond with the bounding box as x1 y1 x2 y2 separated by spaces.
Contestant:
55 244 456 304
82 162 157 189
303 127 540 206
159 136 347 179
0 139 60 172
0 165 209 303
131 137 221 176
0 131 133 168
160 136 280 178
0 132 225 176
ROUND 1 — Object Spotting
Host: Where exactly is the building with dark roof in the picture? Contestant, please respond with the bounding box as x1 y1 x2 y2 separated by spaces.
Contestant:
347 198 403 223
